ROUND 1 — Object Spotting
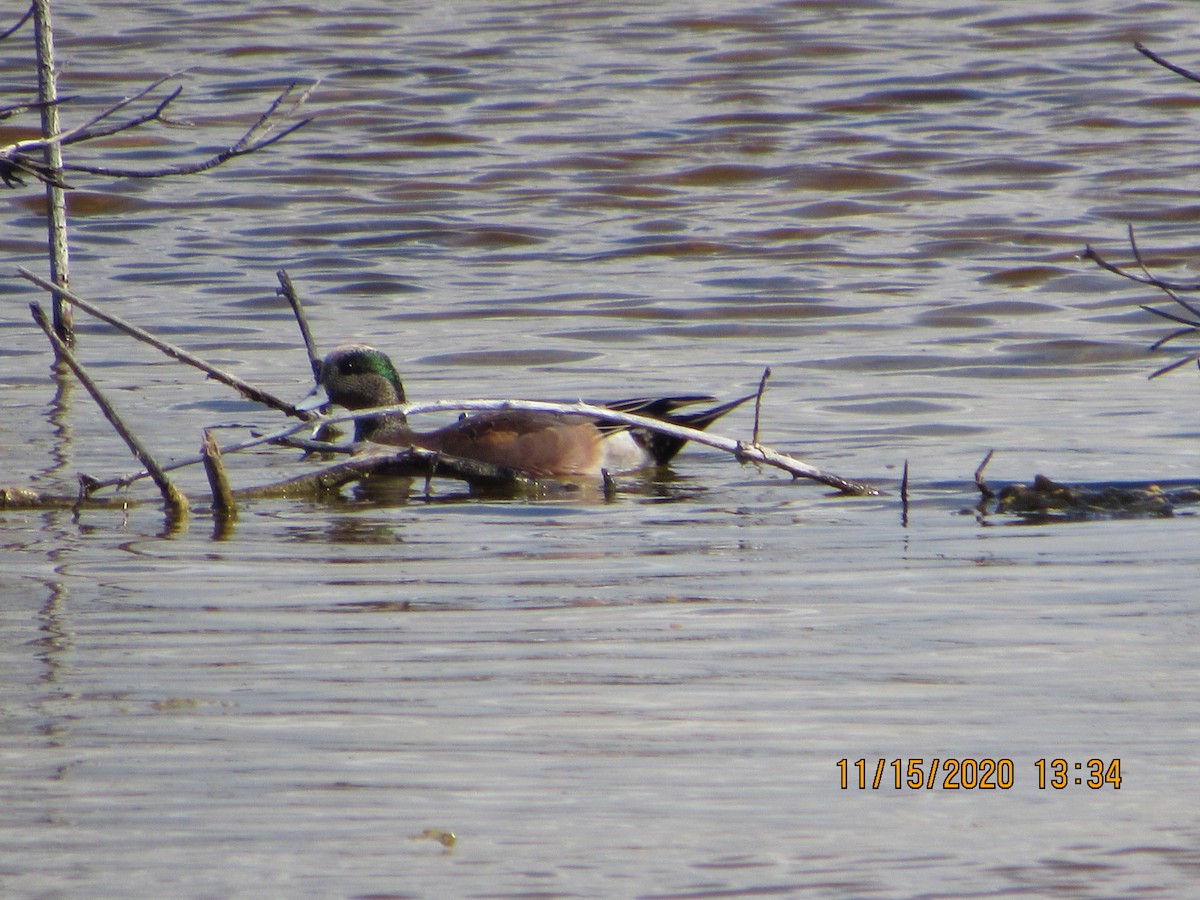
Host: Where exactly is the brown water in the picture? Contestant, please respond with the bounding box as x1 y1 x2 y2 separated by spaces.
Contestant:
3 1 1200 897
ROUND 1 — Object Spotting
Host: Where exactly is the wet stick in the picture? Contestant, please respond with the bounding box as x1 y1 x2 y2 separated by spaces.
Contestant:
201 429 237 521
974 449 995 519
751 366 770 446
277 269 321 382
234 446 532 500
31 302 189 519
82 417 325 495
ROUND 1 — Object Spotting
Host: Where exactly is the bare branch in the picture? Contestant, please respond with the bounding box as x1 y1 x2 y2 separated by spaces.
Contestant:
60 82 314 179
1135 42 1200 85
61 85 186 146
2 79 314 187
87 395 881 498
1148 325 1200 352
53 74 184 146
61 116 311 179
1083 244 1200 292
278 269 322 381
2 75 183 187
31 302 189 518
238 445 538 500
1125 225 1200 319
0 97 67 123
751 366 770 445
0 151 71 188
306 399 881 495
1 4 33 41
1085 234 1200 377
1148 355 1199 380
18 268 315 418
1141 305 1200 330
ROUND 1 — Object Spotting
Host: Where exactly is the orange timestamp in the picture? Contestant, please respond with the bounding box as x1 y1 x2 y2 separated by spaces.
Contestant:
836 757 1121 790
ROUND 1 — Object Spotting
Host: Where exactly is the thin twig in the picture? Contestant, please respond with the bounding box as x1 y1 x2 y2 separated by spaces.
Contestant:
31 302 189 518
83 419 321 495
61 81 315 179
1135 42 1200 85
1 4 34 41
1127 225 1200 319
974 449 995 503
1083 244 1200 292
1149 355 1198 380
3 79 313 186
61 118 311 179
2 74 182 188
751 366 770 446
0 97 66 122
18 267 314 418
1085 236 1200 376
278 269 321 381
1141 306 1200 330
53 75 183 146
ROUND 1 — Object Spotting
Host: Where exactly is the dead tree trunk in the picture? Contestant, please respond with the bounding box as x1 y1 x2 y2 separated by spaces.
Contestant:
32 0 71 346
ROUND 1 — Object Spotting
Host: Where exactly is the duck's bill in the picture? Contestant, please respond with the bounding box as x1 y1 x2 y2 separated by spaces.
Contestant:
294 385 332 413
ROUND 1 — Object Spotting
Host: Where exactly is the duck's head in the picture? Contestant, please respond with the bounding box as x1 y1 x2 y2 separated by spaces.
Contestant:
316 344 407 409
301 344 408 441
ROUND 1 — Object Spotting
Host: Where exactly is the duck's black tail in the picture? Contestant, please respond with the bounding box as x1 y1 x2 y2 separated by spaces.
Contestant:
600 393 757 466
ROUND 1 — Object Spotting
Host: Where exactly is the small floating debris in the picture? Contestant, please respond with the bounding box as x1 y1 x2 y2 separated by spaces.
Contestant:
996 475 1199 519
974 451 1200 520
409 828 457 849
974 452 1200 521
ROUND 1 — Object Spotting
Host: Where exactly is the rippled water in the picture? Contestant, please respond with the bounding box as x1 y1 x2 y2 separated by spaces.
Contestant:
4 1 1200 897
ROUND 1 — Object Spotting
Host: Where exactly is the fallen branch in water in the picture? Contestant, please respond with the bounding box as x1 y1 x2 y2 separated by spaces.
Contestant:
13 263 878 504
69 390 881 503
18 267 316 418
31 302 189 520
295 398 881 495
201 429 237 522
235 445 538 499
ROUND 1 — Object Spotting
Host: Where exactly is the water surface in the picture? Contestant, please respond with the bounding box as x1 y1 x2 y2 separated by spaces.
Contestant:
3 2 1200 897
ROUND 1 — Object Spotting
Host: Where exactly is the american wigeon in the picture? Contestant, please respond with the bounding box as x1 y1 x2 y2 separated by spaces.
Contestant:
306 344 753 479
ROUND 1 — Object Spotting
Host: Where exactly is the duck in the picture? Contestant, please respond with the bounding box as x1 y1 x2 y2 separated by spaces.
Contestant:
302 343 754 479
